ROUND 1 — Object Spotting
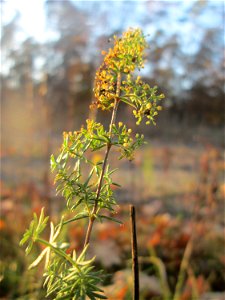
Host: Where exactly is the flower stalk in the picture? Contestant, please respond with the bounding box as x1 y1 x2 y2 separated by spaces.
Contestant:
84 72 121 247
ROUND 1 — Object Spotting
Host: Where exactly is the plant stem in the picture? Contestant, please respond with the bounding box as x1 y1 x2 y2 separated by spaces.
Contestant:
84 72 121 247
130 205 139 300
187 267 199 300
83 143 111 247
173 236 193 300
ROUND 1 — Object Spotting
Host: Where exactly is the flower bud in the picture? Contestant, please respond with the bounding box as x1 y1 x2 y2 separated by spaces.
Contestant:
146 103 152 109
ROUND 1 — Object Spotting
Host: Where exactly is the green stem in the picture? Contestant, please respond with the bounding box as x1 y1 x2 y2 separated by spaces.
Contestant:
173 237 193 300
84 72 121 247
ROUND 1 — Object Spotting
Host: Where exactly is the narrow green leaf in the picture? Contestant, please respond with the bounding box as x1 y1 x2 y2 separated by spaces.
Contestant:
92 144 106 151
99 215 123 224
86 292 96 300
19 230 30 246
120 97 137 108
90 292 107 299
28 248 49 270
84 167 95 188
50 222 55 241
92 136 107 143
106 168 118 176
50 154 57 171
78 256 95 266
77 245 89 263
63 213 89 225
111 182 121 187
25 241 33 255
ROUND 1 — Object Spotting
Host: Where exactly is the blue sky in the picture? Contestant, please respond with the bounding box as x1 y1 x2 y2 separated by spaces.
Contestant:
2 0 223 44
1 0 223 94
1 0 223 79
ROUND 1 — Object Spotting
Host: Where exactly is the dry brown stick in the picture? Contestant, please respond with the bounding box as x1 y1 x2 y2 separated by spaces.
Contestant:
130 205 139 300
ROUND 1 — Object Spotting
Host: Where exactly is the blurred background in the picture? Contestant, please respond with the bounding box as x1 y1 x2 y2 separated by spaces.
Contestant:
1 0 224 299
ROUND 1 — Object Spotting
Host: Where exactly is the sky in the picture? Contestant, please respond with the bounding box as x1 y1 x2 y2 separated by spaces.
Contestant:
2 0 52 42
1 0 223 95
2 0 224 46
1 0 223 77
2 0 224 39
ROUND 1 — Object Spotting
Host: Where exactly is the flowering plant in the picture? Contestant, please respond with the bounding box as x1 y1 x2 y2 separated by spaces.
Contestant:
20 28 164 299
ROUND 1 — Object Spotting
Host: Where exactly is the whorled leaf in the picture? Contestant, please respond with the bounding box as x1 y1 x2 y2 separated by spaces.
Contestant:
44 246 107 300
20 208 49 255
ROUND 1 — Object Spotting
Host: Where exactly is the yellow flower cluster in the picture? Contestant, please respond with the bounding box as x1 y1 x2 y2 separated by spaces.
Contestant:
122 74 165 125
93 28 147 110
111 122 145 160
104 28 147 73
